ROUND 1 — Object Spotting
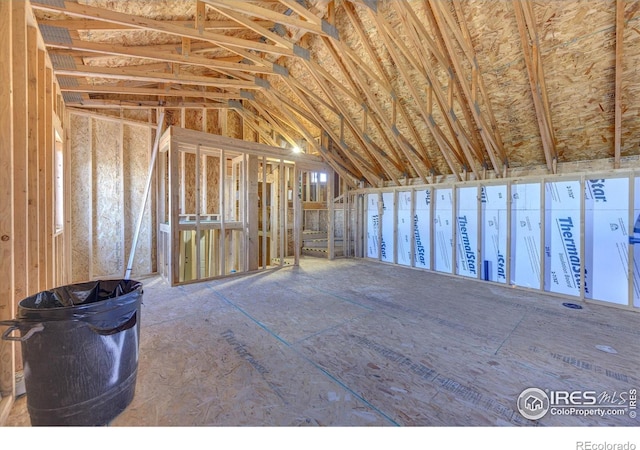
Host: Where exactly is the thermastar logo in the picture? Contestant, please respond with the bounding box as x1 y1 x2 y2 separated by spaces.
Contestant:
413 215 426 266
457 215 476 275
557 216 581 289
588 179 608 202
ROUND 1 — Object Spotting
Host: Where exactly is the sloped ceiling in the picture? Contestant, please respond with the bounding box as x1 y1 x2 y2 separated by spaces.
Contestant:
31 0 640 187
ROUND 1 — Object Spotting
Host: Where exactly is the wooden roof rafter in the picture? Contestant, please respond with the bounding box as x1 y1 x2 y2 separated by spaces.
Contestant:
512 0 558 174
59 83 242 101
247 99 301 149
323 35 430 184
63 98 229 109
280 76 383 186
426 0 507 177
300 55 402 186
200 0 328 36
41 33 275 76
614 0 625 169
30 0 290 61
358 5 462 181
318 34 415 180
393 1 485 171
340 1 426 179
231 106 281 147
260 88 360 188
54 64 259 89
36 18 276 32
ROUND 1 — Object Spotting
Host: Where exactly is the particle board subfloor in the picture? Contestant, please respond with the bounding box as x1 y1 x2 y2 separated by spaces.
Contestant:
4 257 640 426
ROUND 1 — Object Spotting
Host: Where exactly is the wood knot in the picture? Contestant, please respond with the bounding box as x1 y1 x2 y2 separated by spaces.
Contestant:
1 235 9 242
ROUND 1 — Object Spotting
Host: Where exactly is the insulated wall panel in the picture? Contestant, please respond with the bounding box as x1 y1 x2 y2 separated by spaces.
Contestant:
456 186 478 278
481 185 508 283
381 192 394 263
434 188 453 273
397 191 412 266
414 189 431 269
511 183 541 288
584 178 629 305
366 193 379 259
544 180 581 296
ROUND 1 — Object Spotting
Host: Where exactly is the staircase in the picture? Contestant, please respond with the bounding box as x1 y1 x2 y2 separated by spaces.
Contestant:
301 230 343 258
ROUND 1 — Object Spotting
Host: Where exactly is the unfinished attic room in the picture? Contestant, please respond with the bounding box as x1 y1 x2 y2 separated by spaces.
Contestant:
2 0 640 435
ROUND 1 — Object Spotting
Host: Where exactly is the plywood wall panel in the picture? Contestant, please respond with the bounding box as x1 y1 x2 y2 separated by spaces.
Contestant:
69 114 92 282
92 119 123 278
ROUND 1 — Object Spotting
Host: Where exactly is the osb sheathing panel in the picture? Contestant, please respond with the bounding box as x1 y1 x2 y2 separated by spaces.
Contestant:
205 108 220 135
535 1 616 162
70 114 155 280
123 109 151 123
462 1 544 168
165 109 183 128
227 110 244 140
92 118 123 278
69 114 92 283
205 155 221 215
619 2 640 157
123 123 153 276
184 108 203 132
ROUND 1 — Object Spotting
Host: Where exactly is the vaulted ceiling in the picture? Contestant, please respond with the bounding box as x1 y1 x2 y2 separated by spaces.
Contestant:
31 0 640 188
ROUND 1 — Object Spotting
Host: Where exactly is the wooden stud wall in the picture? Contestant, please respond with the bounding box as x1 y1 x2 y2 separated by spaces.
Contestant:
0 2 65 425
68 112 155 282
0 0 15 424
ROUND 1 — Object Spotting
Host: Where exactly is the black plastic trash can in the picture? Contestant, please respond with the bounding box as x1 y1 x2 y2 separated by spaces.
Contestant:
0 279 143 426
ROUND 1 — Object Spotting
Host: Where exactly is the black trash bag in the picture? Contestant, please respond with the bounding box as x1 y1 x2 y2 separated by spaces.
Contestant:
10 279 143 333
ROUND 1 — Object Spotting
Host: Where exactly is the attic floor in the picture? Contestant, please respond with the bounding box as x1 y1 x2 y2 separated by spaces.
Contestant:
4 256 640 427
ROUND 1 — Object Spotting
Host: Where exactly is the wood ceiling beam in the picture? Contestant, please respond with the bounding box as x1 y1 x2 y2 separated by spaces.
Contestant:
451 0 506 172
54 64 259 89
59 83 241 100
328 37 430 182
264 87 321 130
260 89 360 188
341 3 417 178
230 103 281 147
286 76 339 116
204 3 292 48
394 1 480 163
246 96 300 148
322 41 417 184
30 0 294 57
373 8 468 178
427 0 507 176
57 41 235 58
63 99 229 108
201 0 327 36
614 0 624 169
342 4 443 180
276 0 323 26
391 2 476 174
281 77 381 185
36 18 276 31
43 36 275 75
513 0 557 173
302 56 401 186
